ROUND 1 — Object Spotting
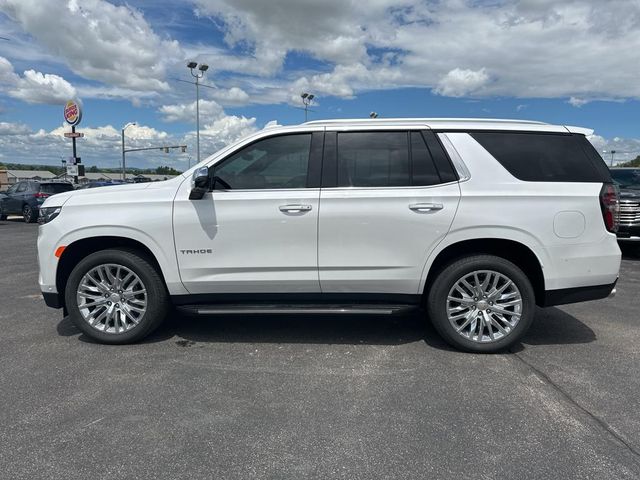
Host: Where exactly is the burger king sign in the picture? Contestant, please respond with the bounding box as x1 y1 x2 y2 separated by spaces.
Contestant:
63 99 82 126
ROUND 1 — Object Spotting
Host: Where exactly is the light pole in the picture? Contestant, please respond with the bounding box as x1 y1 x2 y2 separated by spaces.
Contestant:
603 150 617 167
301 92 314 122
187 61 209 163
121 122 136 181
61 156 67 181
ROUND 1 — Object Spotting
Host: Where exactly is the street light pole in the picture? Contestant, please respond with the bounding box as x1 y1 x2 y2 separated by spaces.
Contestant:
187 62 209 163
603 150 617 167
121 122 136 181
301 92 315 122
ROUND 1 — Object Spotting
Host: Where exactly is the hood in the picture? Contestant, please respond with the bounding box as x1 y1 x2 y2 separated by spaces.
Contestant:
41 181 153 208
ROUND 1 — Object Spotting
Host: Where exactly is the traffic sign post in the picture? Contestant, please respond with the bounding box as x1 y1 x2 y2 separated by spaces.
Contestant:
63 99 83 184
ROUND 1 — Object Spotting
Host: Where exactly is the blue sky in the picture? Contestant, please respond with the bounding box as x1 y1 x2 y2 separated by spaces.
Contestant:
1 0 639 170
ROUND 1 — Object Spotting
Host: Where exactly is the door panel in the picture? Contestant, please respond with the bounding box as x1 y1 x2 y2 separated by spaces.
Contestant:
318 184 460 294
173 131 323 295
174 189 320 293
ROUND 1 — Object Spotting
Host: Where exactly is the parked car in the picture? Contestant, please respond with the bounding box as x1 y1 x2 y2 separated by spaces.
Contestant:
610 167 640 246
0 181 74 222
76 181 116 190
37 118 621 352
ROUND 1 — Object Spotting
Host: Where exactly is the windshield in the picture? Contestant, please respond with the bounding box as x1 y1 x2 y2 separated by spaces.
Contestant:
610 169 640 189
39 183 74 194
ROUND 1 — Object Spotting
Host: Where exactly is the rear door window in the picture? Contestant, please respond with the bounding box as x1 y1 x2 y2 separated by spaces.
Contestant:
470 132 611 182
337 132 410 187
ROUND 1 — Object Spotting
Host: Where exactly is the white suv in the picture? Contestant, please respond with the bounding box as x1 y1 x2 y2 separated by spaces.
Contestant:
37 118 621 352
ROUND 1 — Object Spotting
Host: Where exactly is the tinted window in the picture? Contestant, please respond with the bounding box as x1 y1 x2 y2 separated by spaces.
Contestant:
471 132 610 182
40 183 74 194
611 169 640 189
425 131 458 183
410 132 441 186
214 134 311 189
16 182 27 192
6 184 18 194
337 132 410 187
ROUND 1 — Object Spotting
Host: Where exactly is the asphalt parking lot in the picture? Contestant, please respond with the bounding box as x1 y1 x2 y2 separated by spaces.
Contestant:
1 218 640 479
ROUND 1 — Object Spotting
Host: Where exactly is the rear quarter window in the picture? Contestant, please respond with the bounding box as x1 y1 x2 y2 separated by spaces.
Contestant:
470 132 611 183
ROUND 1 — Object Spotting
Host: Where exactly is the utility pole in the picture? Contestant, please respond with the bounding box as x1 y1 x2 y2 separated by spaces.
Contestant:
121 122 136 181
187 62 209 163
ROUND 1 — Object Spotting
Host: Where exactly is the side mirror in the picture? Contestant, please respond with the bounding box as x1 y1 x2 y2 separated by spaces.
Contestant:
189 166 210 200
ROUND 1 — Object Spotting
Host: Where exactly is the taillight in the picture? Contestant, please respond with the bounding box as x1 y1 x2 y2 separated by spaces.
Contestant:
600 183 620 233
35 192 50 199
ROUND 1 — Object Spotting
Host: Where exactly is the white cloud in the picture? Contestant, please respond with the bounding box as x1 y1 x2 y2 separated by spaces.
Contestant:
568 97 590 108
159 99 224 123
190 115 257 156
587 135 640 165
0 0 182 93
208 87 250 106
0 56 76 104
192 0 640 102
434 68 491 98
0 121 31 135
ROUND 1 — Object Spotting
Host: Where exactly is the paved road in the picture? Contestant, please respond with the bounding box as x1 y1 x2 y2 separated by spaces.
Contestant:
1 218 640 479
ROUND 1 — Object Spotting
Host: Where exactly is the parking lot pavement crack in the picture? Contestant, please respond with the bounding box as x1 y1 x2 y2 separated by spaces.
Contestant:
510 350 640 463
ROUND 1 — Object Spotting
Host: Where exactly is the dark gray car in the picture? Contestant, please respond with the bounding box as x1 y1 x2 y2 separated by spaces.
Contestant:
0 181 73 223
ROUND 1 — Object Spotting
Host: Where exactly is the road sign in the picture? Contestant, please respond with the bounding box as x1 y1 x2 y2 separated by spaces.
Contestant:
67 165 78 176
64 132 84 138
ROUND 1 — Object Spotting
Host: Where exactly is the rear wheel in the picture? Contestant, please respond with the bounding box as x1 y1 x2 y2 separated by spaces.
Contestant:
65 248 169 344
23 205 37 223
427 255 535 353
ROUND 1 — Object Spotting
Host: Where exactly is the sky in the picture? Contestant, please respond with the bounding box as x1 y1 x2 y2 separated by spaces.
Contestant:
0 0 639 171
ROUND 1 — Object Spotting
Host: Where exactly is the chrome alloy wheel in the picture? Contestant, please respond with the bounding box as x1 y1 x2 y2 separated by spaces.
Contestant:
76 264 147 334
446 270 522 343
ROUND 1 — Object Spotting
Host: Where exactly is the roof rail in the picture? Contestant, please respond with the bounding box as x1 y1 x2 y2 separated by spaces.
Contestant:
303 117 548 126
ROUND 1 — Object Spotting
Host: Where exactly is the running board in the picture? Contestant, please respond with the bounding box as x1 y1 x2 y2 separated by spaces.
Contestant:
177 304 418 316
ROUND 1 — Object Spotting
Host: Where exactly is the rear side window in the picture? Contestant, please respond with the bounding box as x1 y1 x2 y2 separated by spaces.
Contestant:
471 132 611 182
40 183 74 194
332 131 458 188
337 132 410 187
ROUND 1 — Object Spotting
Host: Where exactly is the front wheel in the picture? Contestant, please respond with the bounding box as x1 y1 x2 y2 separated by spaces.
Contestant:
65 248 169 344
427 255 535 353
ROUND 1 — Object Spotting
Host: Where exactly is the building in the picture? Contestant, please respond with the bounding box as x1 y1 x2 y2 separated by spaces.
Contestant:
55 172 177 184
1 169 57 190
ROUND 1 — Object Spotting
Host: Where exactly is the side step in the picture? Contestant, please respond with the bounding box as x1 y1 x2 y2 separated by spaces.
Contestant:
177 304 418 316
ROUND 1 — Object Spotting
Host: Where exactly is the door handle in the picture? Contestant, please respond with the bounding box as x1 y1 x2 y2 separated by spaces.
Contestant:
409 203 444 212
279 204 312 213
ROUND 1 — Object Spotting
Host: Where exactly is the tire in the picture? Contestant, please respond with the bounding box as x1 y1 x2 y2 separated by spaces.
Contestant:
65 248 169 344
23 205 37 223
426 255 535 353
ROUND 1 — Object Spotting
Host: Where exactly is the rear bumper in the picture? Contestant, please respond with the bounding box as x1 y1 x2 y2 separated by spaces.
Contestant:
541 280 617 307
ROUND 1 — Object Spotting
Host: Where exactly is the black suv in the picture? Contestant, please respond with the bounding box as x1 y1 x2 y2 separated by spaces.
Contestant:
0 181 74 223
610 168 640 246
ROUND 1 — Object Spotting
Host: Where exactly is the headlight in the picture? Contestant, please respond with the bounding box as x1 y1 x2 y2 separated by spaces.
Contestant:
38 206 62 225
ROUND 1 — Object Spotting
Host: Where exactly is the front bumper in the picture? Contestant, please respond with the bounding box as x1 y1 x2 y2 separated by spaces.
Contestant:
617 224 640 242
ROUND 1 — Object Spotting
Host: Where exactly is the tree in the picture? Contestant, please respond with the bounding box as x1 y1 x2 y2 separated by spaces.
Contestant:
155 166 181 175
87 165 99 173
619 156 640 168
